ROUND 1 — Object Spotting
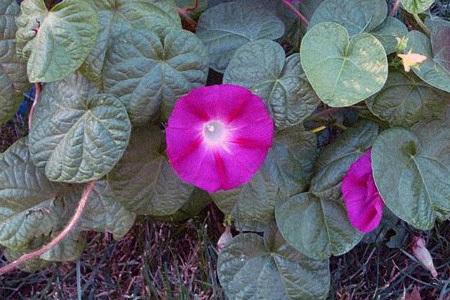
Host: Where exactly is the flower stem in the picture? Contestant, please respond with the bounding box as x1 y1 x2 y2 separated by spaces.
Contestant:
281 0 309 28
28 82 41 131
0 181 96 276
185 0 199 11
412 13 431 36
178 8 197 29
389 0 402 16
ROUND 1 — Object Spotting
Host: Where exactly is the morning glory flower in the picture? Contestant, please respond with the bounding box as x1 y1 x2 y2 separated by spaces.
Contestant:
341 148 384 233
166 84 274 193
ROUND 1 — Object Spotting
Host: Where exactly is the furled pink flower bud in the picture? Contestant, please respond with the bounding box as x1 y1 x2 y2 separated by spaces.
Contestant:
412 236 438 278
342 149 384 233
166 84 274 193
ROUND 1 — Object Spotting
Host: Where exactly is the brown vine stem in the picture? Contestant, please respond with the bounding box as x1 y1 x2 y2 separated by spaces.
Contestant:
389 0 402 16
177 8 197 29
281 0 309 28
28 82 41 131
185 0 199 11
0 181 95 276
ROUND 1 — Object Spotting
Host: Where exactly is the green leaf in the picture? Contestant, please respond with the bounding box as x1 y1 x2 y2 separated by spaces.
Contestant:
79 0 181 86
372 128 450 229
311 122 379 194
309 0 387 36
196 0 285 72
212 127 315 223
275 123 378 259
276 192 363 259
151 188 212 223
262 126 317 195
212 170 285 224
429 19 450 73
0 139 86 261
406 29 450 93
301 22 388 107
103 28 208 125
401 0 434 14
16 0 99 82
80 180 135 239
107 125 196 216
224 40 320 129
4 248 51 272
365 70 448 126
0 138 64 225
39 225 85 262
29 74 131 183
218 228 330 299
0 0 30 123
370 17 408 54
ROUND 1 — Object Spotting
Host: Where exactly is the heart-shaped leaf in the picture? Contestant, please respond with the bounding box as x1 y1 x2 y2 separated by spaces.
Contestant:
275 123 378 259
196 0 284 72
311 122 379 194
80 180 135 239
16 0 99 82
224 40 320 129
370 17 408 54
212 126 316 223
0 0 30 123
103 28 208 124
79 0 181 85
372 127 450 229
218 228 330 299
276 192 363 260
107 125 196 216
0 139 79 254
401 0 434 14
301 22 388 107
406 28 450 93
0 138 64 225
309 0 387 36
366 70 448 126
211 170 284 224
29 74 131 183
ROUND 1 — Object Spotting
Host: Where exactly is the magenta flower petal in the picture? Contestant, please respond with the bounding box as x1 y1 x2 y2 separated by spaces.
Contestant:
342 149 384 233
166 84 274 193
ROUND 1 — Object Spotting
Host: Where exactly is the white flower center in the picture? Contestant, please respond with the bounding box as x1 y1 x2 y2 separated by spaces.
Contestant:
203 121 227 146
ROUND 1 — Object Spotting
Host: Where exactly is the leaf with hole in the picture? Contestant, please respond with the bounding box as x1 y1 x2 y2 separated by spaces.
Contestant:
16 0 99 82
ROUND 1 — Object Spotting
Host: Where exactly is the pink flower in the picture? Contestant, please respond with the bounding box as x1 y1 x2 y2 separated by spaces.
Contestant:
166 84 274 193
342 149 384 233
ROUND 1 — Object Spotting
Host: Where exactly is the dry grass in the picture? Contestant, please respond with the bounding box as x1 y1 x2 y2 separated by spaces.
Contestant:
0 206 226 300
329 221 450 300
